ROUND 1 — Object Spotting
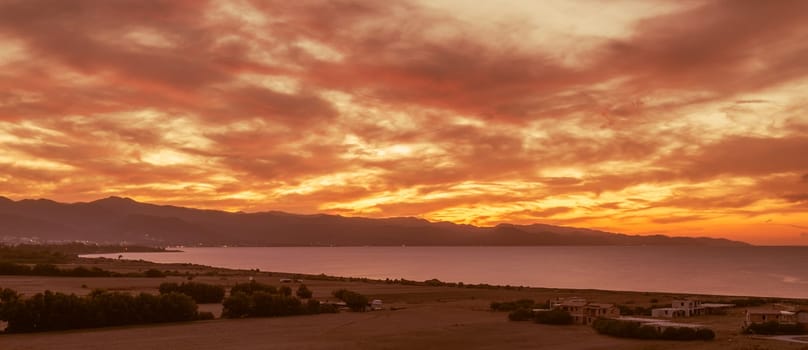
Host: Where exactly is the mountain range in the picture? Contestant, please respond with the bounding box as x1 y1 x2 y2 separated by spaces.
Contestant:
0 196 748 247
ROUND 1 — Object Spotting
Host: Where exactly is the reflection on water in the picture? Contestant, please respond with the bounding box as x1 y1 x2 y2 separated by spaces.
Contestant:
85 246 808 298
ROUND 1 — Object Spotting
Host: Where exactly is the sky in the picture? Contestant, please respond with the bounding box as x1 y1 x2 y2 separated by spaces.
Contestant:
0 0 807 245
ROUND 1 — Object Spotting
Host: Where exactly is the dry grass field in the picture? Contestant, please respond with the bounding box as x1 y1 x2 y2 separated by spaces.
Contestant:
1 259 807 350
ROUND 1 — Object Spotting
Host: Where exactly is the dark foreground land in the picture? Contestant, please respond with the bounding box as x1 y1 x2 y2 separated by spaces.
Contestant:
1 255 807 350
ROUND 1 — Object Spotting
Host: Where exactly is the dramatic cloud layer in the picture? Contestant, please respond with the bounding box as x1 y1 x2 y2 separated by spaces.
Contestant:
1 0 807 244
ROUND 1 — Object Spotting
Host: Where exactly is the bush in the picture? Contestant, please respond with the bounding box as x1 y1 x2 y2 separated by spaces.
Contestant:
616 304 652 316
695 328 716 340
332 289 369 312
296 285 313 299
0 262 121 277
317 302 339 314
508 308 534 321
251 292 302 317
231 281 277 295
0 288 200 333
221 292 252 318
221 289 333 319
279 286 292 297
159 282 225 303
534 309 574 325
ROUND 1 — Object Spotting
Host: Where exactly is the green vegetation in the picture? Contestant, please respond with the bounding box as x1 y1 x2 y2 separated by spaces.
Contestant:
230 280 277 295
615 304 653 316
0 262 166 278
504 308 574 324
493 299 573 325
296 284 313 299
221 289 336 318
592 318 715 341
0 245 70 264
159 282 225 303
744 321 807 335
0 243 168 264
534 309 574 325
332 289 369 311
0 288 202 333
507 308 534 321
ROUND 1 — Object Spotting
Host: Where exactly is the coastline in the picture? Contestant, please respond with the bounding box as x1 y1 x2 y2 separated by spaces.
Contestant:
1 257 807 350
81 245 808 299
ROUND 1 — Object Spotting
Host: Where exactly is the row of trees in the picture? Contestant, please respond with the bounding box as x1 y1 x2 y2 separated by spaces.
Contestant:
0 262 115 277
491 299 573 325
0 288 208 333
159 282 226 303
222 292 335 318
221 282 336 318
592 318 715 340
332 289 369 311
0 262 167 278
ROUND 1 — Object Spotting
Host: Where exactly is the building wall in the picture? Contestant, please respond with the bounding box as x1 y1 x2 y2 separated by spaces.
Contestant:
746 311 797 325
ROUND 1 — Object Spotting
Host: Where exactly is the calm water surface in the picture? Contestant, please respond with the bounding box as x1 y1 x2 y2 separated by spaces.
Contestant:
85 246 808 298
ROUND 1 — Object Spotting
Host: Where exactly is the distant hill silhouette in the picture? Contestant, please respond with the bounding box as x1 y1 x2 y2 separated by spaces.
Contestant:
0 196 748 247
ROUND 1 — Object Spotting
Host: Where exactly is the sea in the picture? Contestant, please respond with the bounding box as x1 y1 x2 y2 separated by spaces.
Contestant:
83 246 808 299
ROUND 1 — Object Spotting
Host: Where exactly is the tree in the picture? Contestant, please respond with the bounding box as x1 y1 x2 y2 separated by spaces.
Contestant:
296 285 313 299
222 292 252 318
534 309 573 325
159 282 225 303
332 289 368 312
0 288 199 333
231 281 276 295
508 308 533 321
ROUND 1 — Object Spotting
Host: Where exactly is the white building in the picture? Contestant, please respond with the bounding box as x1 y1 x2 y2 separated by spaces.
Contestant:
651 299 733 318
551 298 620 325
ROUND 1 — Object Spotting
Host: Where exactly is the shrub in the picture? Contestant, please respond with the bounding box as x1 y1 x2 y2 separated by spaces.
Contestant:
221 292 252 318
695 328 716 340
317 302 339 314
296 284 313 299
159 282 225 303
508 308 534 321
221 290 332 319
251 292 302 317
0 288 200 333
279 286 292 297
332 289 369 312
231 281 277 295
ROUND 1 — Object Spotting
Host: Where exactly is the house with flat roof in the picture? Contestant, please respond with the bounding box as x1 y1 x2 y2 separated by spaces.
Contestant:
550 298 619 325
744 309 797 327
651 299 733 318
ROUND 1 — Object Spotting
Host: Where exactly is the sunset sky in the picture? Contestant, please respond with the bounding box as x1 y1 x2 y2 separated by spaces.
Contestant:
1 0 807 245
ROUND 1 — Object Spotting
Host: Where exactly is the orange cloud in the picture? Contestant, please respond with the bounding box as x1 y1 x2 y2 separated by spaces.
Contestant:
0 0 807 244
